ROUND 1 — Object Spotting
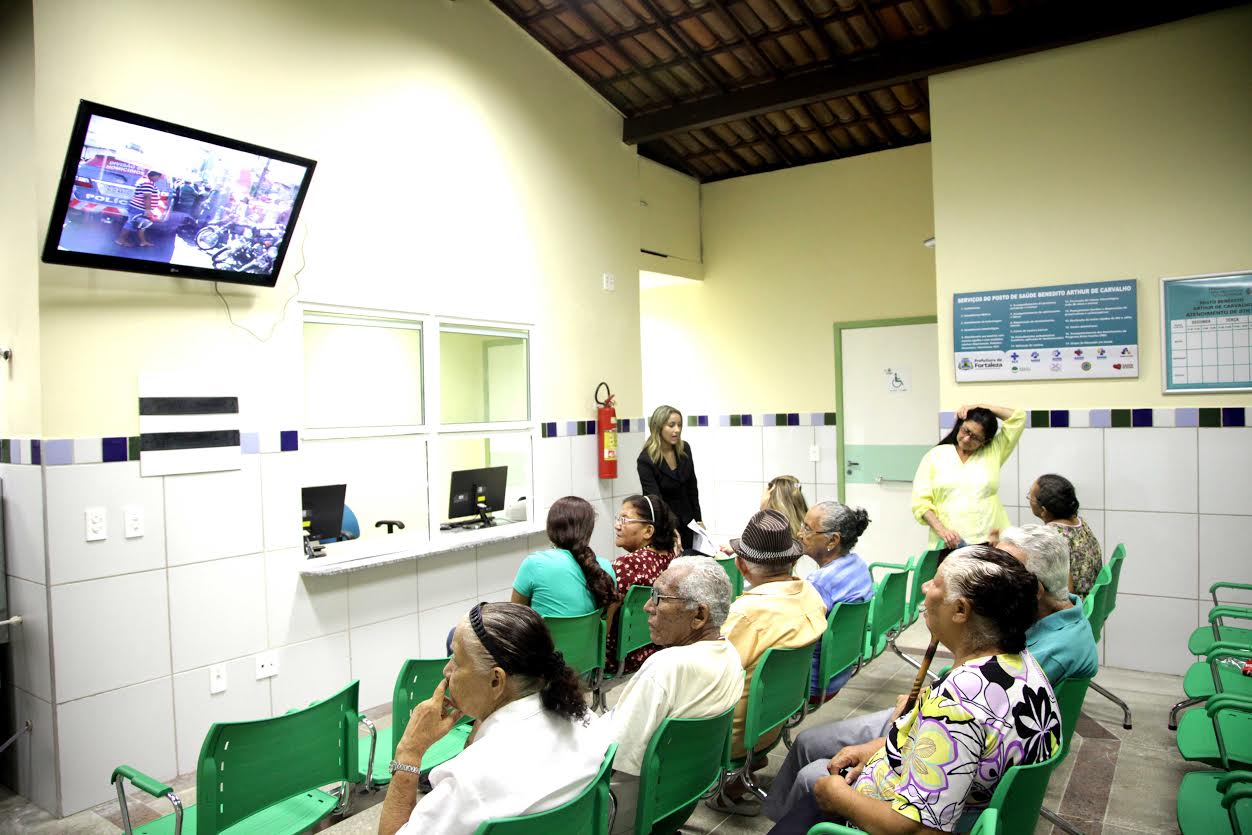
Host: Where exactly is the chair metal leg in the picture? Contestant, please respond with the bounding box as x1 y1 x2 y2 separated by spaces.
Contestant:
1041 804 1085 834
1089 680 1132 730
1169 696 1206 731
358 715 378 793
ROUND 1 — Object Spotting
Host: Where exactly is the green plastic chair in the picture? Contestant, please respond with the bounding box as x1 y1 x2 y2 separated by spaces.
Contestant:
609 585 654 676
1083 566 1112 633
1038 677 1092 831
112 681 362 835
983 743 1067 834
1178 694 1252 770
726 642 818 800
807 806 1000 834
716 555 745 598
359 658 473 790
1177 769 1252 835
474 744 617 834
1085 547 1133 730
633 707 735 834
545 610 607 708
862 567 909 663
1173 643 1252 729
810 599 871 708
1189 581 1252 655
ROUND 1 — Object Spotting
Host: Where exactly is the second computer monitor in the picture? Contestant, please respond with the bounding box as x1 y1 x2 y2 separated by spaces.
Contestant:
448 465 508 523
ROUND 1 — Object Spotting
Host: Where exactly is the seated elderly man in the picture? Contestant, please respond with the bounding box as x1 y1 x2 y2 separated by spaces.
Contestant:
707 509 828 815
603 556 745 834
764 546 1058 834
996 523 1099 684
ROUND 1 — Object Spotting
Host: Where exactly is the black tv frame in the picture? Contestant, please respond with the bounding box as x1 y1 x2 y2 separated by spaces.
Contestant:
41 100 316 288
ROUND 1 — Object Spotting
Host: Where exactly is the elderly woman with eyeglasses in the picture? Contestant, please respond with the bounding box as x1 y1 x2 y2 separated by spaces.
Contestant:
910 403 1025 553
604 494 680 674
763 546 1060 835
379 602 607 835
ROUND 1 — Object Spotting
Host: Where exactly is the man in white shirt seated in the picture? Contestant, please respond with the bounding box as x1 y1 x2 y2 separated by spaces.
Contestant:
604 556 745 834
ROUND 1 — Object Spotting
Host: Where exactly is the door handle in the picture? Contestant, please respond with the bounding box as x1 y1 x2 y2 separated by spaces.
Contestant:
846 460 860 476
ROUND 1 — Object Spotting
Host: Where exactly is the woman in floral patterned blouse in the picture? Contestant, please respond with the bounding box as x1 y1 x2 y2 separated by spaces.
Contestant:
605 494 679 673
1028 473 1104 597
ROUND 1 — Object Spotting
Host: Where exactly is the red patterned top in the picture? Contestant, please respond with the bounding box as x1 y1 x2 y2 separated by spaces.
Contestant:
607 547 674 673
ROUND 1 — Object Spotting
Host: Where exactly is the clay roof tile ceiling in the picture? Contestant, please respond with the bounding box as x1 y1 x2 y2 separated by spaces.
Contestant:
489 0 1243 181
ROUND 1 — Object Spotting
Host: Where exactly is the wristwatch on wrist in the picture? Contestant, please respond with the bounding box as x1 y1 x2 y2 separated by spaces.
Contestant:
389 759 422 776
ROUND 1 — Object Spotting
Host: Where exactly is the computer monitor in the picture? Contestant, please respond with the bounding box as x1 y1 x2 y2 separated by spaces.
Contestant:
447 466 507 527
302 484 347 542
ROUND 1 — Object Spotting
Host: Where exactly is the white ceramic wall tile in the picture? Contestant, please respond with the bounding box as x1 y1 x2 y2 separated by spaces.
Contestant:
712 481 764 541
57 678 177 815
1105 511 1199 599
813 483 840 504
418 597 476 658
814 426 840 485
9 577 51 702
14 691 56 814
172 656 272 775
532 436 572 508
347 559 418 628
612 431 645 498
44 462 165 585
165 457 263 566
51 570 171 702
1003 505 1021 527
569 434 614 503
1016 429 1105 510
996 443 1019 510
680 427 714 493
709 427 762 483
1105 429 1198 513
1199 514 1252 606
762 426 816 485
417 550 479 612
265 547 349 646
476 538 528 597
1 464 46 584
589 498 616 566
169 554 267 672
301 436 427 542
1081 510 1106 557
270 632 351 715
260 450 304 551
1198 428 1252 516
350 613 421 709
1103 593 1197 676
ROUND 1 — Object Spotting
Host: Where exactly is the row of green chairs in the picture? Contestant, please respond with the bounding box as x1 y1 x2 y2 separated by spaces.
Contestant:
1171 581 1252 730
1082 545 1133 730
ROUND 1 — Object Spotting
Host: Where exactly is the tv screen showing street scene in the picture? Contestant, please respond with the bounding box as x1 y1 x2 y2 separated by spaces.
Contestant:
42 101 316 288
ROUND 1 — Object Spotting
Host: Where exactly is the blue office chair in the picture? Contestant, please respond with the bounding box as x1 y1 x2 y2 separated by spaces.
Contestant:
319 505 360 544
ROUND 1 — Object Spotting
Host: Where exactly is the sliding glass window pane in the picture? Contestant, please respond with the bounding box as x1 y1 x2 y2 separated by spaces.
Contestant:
304 316 422 428
430 433 531 525
439 328 529 424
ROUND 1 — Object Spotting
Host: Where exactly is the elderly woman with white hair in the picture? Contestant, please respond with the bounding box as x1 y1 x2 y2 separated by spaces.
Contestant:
763 546 1060 834
379 602 606 835
996 524 1099 685
603 556 745 834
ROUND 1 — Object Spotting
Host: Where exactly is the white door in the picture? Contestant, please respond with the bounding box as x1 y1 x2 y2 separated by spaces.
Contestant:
840 321 938 567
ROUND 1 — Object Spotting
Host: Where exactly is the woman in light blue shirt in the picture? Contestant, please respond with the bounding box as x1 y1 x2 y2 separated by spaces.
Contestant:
797 501 874 699
512 496 616 617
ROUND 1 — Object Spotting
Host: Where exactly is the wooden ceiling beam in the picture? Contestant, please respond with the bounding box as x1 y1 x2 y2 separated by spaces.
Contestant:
623 0 1244 144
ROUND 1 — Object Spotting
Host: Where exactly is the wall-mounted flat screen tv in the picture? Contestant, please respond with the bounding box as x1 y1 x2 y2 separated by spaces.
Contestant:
42 100 316 288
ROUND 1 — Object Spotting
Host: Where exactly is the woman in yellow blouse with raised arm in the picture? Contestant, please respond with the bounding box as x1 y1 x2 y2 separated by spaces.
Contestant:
910 403 1026 553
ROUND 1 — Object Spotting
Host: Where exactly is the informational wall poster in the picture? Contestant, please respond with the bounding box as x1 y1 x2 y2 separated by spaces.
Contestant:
1162 271 1252 393
953 279 1138 382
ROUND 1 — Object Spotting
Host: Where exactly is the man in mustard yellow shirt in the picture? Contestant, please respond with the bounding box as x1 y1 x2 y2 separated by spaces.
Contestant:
911 404 1026 551
708 509 827 816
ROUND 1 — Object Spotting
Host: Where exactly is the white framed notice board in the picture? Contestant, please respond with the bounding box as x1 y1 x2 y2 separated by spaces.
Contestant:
1162 270 1252 394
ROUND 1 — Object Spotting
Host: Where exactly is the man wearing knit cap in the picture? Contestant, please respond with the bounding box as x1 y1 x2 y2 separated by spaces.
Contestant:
707 509 828 816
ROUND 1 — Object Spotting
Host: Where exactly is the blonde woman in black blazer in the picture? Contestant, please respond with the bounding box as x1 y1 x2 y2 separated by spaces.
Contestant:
636 404 703 551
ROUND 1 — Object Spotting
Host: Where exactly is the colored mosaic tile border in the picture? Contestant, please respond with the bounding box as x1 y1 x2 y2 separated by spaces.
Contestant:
687 412 837 428
0 431 299 466
540 417 647 438
937 407 1247 430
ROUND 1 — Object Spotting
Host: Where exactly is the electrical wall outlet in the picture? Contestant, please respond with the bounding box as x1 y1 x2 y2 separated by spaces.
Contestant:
209 664 228 695
602 272 616 291
85 507 107 542
124 505 144 539
809 444 821 463
255 652 278 680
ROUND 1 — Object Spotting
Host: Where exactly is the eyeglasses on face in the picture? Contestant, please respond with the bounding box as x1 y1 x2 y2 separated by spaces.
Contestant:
614 515 650 526
958 425 986 444
648 587 689 607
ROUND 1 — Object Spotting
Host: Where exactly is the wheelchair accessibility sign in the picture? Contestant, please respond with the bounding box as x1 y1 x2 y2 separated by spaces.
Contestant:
885 367 910 393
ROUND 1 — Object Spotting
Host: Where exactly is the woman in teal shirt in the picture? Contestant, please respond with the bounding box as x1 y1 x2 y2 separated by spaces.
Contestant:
512 496 617 616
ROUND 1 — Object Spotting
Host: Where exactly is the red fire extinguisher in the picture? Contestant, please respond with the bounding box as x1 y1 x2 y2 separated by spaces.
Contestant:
595 381 618 480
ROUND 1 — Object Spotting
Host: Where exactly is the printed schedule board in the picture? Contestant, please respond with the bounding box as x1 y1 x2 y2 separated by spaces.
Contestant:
1162 271 1252 393
953 279 1139 382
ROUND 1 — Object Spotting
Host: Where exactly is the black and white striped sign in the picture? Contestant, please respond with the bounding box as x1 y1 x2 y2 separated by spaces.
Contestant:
138 387 242 476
